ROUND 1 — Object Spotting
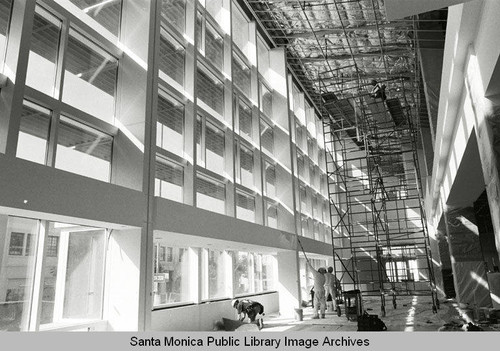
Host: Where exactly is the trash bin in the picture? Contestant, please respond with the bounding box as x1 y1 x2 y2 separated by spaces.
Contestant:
343 289 363 321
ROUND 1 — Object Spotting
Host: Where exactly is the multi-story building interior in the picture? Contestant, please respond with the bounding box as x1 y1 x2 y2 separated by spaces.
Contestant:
0 0 499 332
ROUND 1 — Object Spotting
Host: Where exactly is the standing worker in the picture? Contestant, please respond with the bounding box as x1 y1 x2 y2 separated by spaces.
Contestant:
308 261 326 319
324 267 337 312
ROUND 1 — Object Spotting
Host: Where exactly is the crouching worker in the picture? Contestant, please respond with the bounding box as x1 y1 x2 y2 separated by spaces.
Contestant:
232 299 265 329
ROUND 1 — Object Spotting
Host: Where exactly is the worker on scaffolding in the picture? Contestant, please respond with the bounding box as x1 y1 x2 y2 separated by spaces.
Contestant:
370 79 387 101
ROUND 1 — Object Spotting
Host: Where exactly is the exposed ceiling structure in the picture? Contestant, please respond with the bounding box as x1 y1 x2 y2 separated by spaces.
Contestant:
244 0 447 128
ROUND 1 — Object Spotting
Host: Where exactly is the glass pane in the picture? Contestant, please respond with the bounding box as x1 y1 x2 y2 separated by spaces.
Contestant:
155 157 183 203
236 191 255 223
257 37 269 78
196 116 203 165
0 0 13 61
205 249 228 300
161 0 186 34
253 254 262 292
239 143 253 189
205 121 224 173
195 11 203 52
266 201 278 229
159 31 185 87
40 222 105 325
67 0 122 36
197 65 224 116
196 174 225 214
63 29 117 123
232 5 249 57
157 92 184 156
264 161 276 198
205 23 223 71
55 116 113 182
0 216 39 331
153 238 190 306
297 150 305 179
16 101 51 164
260 119 273 154
25 7 61 96
233 54 250 96
232 251 251 295
205 0 223 23
260 82 273 117
238 100 252 139
262 255 275 291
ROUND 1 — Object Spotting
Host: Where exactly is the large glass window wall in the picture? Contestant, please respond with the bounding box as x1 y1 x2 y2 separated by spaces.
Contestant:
0 216 107 331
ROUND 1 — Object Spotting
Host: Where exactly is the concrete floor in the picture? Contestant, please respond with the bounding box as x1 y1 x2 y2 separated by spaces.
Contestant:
258 296 500 332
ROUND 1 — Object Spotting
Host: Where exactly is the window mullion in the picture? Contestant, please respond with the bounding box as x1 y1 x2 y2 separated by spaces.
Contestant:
27 220 49 331
54 18 70 102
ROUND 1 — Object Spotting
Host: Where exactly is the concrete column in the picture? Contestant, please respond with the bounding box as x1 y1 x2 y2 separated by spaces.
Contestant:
277 250 301 318
444 207 492 307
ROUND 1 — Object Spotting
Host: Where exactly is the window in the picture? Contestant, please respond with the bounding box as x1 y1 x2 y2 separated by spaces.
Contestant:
159 246 166 262
67 0 122 36
25 6 62 96
300 185 309 215
55 116 113 182
40 222 105 326
161 0 186 34
152 237 191 306
159 31 185 87
295 118 305 151
46 235 59 257
307 136 315 161
8 232 24 255
231 251 251 295
260 82 273 117
236 190 255 223
297 150 305 180
233 54 251 96
238 99 252 140
1 217 39 331
155 157 184 203
237 141 253 189
196 173 225 214
262 255 275 291
0 0 13 64
301 214 309 237
266 201 278 229
264 161 276 198
197 14 224 71
1 217 107 331
232 3 250 59
197 65 224 116
253 254 263 292
196 116 225 173
313 221 320 241
198 0 224 24
16 101 51 165
157 92 184 156
260 119 273 155
203 249 228 300
257 36 269 78
62 29 118 123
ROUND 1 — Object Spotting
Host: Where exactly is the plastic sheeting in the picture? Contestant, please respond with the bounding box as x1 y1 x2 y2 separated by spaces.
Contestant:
453 261 492 307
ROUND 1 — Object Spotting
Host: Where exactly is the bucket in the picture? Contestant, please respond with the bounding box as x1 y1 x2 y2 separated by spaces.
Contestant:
294 308 303 321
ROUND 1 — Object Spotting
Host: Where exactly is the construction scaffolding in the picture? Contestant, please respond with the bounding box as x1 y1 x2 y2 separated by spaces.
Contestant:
244 0 446 316
323 78 438 315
